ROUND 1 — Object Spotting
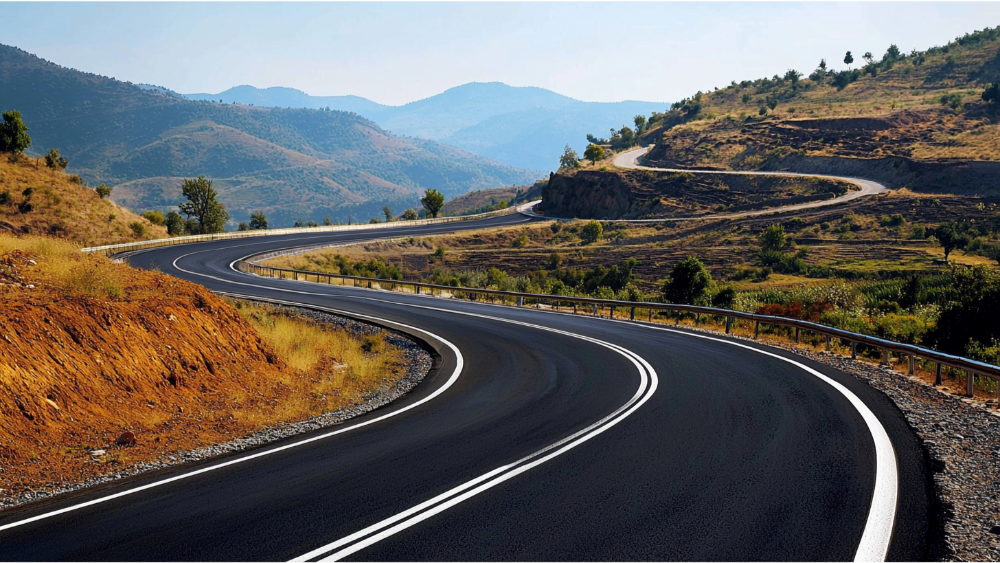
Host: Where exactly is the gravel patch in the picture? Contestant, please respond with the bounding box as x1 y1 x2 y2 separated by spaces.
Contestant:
0 305 432 513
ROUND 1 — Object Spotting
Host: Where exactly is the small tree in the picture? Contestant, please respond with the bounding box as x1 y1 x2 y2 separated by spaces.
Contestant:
581 220 603 244
784 69 802 90
662 256 712 305
844 51 854 70
559 145 580 170
249 210 268 230
178 175 229 234
401 208 418 221
421 189 445 218
44 148 68 170
767 97 778 111
983 82 1000 109
382 205 393 222
862 51 874 65
741 93 751 104
129 221 148 237
0 110 31 156
583 144 606 163
633 115 647 135
934 221 972 261
819 58 828 71
95 184 112 199
885 44 901 61
759 224 786 252
237 222 250 231
165 211 186 235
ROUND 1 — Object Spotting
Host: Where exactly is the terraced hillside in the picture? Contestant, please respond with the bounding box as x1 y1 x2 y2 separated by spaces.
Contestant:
639 26 1000 195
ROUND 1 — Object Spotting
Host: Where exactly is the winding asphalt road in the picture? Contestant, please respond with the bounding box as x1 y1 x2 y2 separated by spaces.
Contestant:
0 212 934 561
593 146 888 222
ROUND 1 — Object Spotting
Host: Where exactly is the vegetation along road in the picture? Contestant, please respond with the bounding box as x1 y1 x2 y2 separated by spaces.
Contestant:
603 146 889 221
0 211 932 561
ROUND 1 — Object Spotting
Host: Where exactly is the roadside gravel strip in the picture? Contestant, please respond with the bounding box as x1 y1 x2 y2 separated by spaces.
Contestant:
0 305 432 513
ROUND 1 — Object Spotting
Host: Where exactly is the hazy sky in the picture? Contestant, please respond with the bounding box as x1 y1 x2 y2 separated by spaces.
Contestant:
4 2 999 106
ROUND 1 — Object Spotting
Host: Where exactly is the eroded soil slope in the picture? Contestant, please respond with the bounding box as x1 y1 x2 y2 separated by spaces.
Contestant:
0 236 405 499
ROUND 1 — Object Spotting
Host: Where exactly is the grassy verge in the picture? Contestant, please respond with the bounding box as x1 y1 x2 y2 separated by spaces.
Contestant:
229 300 406 421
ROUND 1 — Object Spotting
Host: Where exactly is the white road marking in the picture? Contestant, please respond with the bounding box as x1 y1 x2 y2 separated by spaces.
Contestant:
0 309 466 533
197 240 895 561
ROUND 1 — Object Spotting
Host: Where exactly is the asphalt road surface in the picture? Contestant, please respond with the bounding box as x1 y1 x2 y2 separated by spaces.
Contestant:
598 146 889 222
0 212 934 561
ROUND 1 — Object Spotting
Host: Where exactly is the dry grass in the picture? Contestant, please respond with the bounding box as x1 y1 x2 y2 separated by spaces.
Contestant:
0 156 168 246
230 300 406 420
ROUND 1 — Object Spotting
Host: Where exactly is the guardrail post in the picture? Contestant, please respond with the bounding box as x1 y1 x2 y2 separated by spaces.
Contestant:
753 321 759 339
630 307 635 321
648 309 653 322
593 304 598 316
611 306 616 319
968 371 975 397
826 335 831 352
908 354 915 376
368 280 372 289
725 316 732 334
573 303 577 314
881 349 889 366
935 363 942 386
517 297 523 307
415 285 420 295
851 342 857 360
794 327 799 343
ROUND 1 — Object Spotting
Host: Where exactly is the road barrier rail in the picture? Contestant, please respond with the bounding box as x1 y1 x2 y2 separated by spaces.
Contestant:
80 202 535 257
237 259 1000 397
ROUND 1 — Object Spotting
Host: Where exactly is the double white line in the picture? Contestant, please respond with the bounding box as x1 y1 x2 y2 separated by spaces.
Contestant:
285 304 658 562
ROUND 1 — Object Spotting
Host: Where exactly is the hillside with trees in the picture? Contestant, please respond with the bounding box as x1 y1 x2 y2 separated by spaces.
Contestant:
635 26 1000 195
0 45 540 227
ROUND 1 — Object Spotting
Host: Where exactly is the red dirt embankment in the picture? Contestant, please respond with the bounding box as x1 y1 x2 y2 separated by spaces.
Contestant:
0 241 296 495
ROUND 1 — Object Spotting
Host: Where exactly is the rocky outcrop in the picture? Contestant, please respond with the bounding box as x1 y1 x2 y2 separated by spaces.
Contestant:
539 169 850 220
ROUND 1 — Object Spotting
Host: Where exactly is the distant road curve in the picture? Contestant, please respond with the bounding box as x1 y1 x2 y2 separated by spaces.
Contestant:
538 146 888 222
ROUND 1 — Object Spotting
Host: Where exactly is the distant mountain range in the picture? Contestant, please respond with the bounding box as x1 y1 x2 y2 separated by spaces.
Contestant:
0 45 540 226
183 83 668 171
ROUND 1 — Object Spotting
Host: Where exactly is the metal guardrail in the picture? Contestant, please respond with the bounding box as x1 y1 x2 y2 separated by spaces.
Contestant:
237 259 1000 398
80 202 536 257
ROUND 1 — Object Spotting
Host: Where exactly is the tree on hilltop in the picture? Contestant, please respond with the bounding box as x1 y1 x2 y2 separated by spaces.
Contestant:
0 110 31 156
863 51 875 65
584 144 606 163
44 148 68 170
784 69 802 90
633 115 647 135
844 51 854 70
178 175 229 234
421 189 445 218
559 145 580 170
95 184 112 199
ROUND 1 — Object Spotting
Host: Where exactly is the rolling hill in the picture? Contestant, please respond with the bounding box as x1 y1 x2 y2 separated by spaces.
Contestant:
182 82 667 171
635 25 1000 195
0 45 540 227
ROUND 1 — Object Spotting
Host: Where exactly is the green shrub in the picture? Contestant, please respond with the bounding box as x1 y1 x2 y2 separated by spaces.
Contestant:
141 210 165 225
128 222 147 237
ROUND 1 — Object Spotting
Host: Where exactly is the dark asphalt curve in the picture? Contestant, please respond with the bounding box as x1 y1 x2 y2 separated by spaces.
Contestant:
0 213 934 561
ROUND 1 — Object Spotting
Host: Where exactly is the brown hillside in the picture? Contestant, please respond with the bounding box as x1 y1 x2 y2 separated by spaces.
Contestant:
0 235 406 499
641 26 1000 194
0 157 167 246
